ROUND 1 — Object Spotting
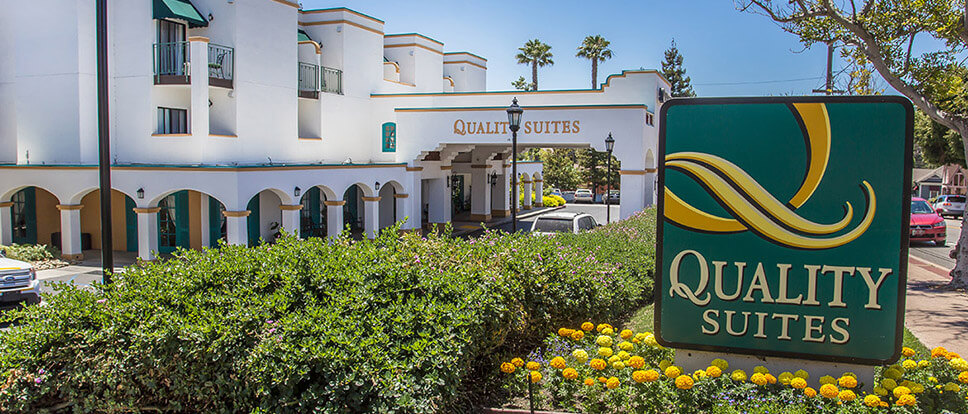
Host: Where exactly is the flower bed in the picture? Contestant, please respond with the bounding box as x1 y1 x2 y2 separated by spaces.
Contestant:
0 243 69 270
499 323 968 413
0 211 656 413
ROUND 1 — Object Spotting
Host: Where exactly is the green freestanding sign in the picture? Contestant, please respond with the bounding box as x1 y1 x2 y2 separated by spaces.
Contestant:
656 97 913 364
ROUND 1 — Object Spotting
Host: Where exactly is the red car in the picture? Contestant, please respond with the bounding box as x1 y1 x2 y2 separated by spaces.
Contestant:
910 197 946 245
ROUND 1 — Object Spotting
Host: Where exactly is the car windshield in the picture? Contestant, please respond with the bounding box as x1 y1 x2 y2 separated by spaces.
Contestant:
533 218 573 233
912 200 934 214
950 196 966 203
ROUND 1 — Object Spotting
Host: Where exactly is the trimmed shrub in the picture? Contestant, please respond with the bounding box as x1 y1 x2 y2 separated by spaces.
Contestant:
0 244 57 262
0 210 657 413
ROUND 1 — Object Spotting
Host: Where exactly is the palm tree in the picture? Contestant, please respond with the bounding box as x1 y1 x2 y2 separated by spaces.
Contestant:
576 35 612 89
516 39 554 91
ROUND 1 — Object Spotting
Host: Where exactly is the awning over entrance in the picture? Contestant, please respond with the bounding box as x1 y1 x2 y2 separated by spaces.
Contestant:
298 29 313 42
153 0 209 28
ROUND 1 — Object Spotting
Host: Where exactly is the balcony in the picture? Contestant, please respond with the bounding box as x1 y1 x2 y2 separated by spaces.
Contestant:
298 62 343 98
152 42 234 88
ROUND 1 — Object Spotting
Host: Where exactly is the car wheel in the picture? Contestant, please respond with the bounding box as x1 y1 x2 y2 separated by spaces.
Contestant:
936 240 946 246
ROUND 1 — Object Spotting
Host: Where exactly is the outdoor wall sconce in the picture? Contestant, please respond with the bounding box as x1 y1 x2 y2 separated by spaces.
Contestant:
489 171 498 186
446 176 451 188
137 188 144 199
294 186 301 198
375 181 381 191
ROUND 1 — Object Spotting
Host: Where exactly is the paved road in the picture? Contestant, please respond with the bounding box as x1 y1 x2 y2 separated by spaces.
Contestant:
909 217 962 269
485 203 618 234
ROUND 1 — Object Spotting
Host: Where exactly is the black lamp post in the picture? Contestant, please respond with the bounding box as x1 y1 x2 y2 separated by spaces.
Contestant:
507 98 523 232
96 0 113 284
605 132 615 224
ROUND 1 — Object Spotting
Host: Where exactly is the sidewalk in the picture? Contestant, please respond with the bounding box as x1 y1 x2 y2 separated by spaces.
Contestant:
905 256 968 356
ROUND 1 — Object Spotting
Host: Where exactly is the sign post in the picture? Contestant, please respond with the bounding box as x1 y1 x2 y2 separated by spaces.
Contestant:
656 97 913 380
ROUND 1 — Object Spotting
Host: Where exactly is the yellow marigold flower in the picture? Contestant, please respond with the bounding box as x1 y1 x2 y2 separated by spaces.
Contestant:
730 369 747 382
675 375 694 390
838 375 857 389
706 365 723 378
753 365 769 375
750 373 768 386
902 347 916 357
864 394 881 407
910 383 924 393
635 332 648 341
628 356 645 369
530 371 542 383
617 351 630 360
819 375 836 385
883 368 902 380
573 349 588 364
881 378 897 390
790 377 807 389
598 347 613 358
932 346 948 358
945 382 961 392
764 374 776 385
606 376 620 389
842 371 857 379
902 359 918 371
602 327 615 336
928 376 938 383
581 322 594 331
665 366 682 379
838 390 856 401
618 341 634 352
596 335 613 347
896 394 916 406
918 359 930 368
612 361 626 370
946 351 961 360
620 329 633 340
658 360 672 371
558 327 574 337
550 357 566 370
711 358 729 370
608 355 621 364
873 386 888 396
598 376 607 383
804 387 817 398
596 323 608 333
589 358 607 370
643 369 660 382
500 362 516 374
950 358 968 371
693 369 707 380
511 358 524 367
526 361 541 371
893 385 911 398
959 371 968 384
778 372 793 386
584 377 595 386
819 384 839 399
632 370 648 383
562 367 578 380
570 330 584 341
794 369 809 380
644 333 659 347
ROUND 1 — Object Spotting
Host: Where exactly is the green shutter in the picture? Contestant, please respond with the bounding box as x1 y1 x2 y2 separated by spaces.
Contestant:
208 197 224 248
298 29 313 43
247 196 261 247
125 197 138 252
382 122 396 152
154 0 209 28
174 191 190 249
343 186 359 232
11 187 37 245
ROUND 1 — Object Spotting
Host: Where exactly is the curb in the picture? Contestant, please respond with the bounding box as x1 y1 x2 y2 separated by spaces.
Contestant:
908 254 953 279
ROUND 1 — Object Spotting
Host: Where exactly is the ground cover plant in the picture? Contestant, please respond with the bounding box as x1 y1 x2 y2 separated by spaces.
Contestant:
0 244 68 270
499 323 968 414
0 210 656 413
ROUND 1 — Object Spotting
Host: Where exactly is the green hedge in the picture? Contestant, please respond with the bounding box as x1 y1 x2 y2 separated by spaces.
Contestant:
0 210 656 413
0 244 57 262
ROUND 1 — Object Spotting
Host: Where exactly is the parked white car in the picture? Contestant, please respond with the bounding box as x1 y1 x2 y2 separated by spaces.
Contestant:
933 195 966 218
0 250 41 306
574 189 594 203
530 212 599 235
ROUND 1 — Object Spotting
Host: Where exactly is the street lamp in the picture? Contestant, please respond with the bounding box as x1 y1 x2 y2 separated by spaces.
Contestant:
605 132 615 224
507 98 523 232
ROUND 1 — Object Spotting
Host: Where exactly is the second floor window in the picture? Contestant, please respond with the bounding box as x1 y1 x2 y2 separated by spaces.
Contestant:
157 107 188 134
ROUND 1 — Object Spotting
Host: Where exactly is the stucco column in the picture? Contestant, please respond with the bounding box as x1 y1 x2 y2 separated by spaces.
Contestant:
189 36 210 138
280 205 302 237
199 194 211 248
491 171 510 217
533 179 544 207
56 205 84 261
134 207 160 260
394 194 411 230
427 177 451 225
0 202 12 246
404 167 423 231
470 165 492 222
620 171 646 220
223 210 249 246
644 169 657 207
362 196 380 239
325 201 344 238
522 178 533 210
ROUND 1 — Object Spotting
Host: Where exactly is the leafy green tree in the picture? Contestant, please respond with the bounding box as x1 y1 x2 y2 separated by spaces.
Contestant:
739 1 968 286
516 39 554 91
577 148 620 196
661 40 695 97
542 149 582 190
576 35 613 89
512 76 535 91
916 110 966 168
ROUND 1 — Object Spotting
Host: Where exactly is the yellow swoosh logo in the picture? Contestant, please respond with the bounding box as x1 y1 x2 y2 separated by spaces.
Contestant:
663 103 876 250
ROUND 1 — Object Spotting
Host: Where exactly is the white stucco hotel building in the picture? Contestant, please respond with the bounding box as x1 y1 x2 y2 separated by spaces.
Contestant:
0 0 668 261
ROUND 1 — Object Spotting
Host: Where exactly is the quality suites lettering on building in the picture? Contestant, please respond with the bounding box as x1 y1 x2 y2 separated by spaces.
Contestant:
453 119 581 136
655 97 914 365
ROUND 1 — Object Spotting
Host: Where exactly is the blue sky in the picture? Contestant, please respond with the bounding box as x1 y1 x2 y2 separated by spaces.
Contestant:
302 0 872 96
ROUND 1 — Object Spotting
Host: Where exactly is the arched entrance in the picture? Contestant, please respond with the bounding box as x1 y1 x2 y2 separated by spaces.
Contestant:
246 190 283 246
378 181 403 229
299 186 328 238
8 186 59 246
78 189 139 253
342 184 364 236
157 190 228 253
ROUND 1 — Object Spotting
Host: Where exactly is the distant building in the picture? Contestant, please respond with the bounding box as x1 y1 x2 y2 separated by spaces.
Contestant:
913 164 966 199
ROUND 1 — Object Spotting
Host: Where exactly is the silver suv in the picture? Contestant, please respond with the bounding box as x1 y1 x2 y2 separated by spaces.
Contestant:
0 250 41 306
530 212 599 235
933 195 966 218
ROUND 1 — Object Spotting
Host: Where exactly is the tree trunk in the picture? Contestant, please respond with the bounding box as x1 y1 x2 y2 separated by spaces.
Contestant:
592 59 598 89
949 124 968 288
532 61 538 91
